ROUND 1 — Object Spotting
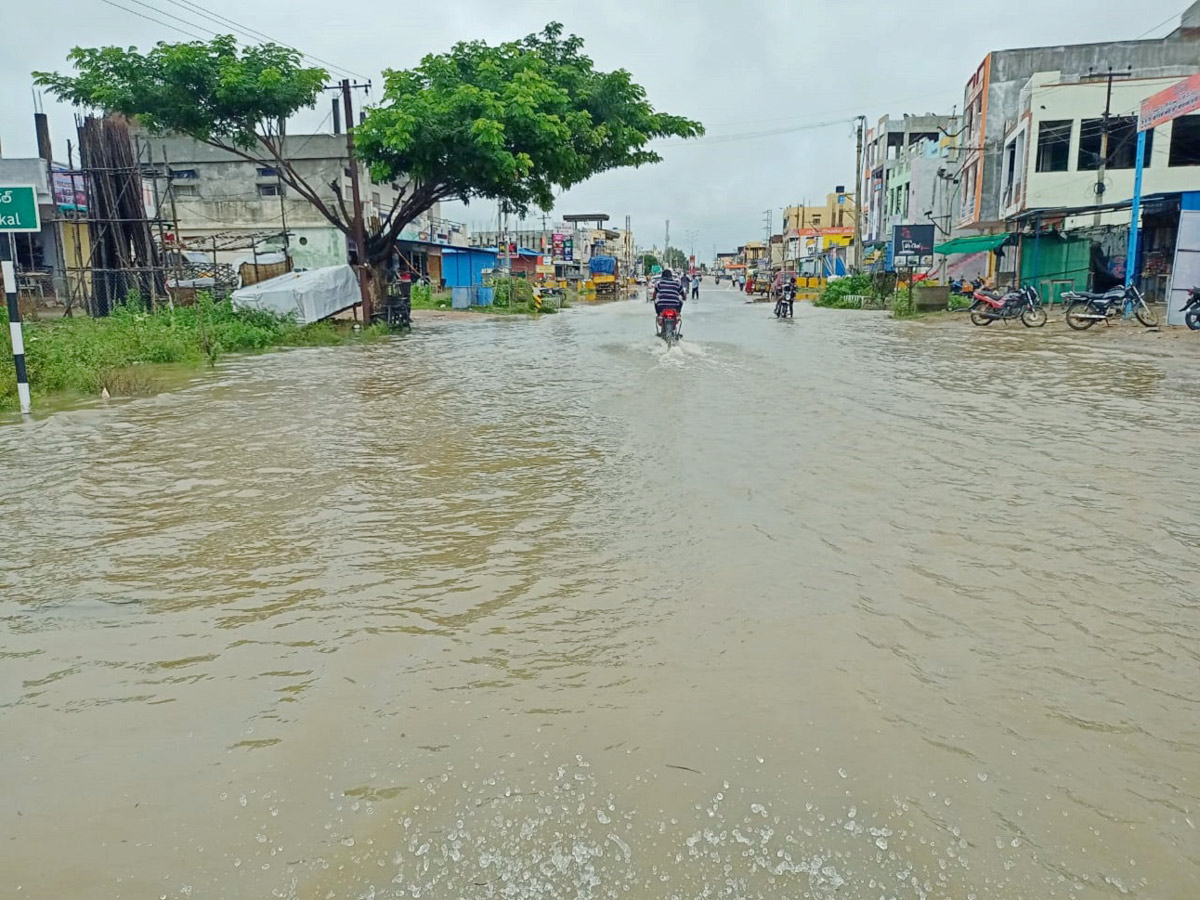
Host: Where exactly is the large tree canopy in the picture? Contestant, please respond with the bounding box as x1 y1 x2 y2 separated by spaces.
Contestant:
356 23 703 226
33 38 346 234
34 36 327 149
36 26 702 285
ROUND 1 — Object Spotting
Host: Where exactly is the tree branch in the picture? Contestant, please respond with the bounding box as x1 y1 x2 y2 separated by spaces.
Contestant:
328 180 354 229
366 182 445 264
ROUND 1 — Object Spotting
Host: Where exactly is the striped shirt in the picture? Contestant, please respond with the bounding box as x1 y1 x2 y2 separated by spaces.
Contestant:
654 277 684 303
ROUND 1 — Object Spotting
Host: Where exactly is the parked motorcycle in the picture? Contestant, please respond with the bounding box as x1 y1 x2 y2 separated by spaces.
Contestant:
1180 286 1200 331
658 307 682 347
969 285 1047 327
1064 285 1159 330
950 276 983 296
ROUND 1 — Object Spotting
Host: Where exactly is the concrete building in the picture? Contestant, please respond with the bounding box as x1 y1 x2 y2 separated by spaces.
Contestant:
742 241 766 266
990 68 1200 302
151 132 463 271
861 114 960 244
783 191 857 233
957 1 1200 231
999 70 1200 222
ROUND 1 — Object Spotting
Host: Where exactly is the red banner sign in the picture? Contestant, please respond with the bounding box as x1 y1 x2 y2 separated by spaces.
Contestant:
1139 73 1200 132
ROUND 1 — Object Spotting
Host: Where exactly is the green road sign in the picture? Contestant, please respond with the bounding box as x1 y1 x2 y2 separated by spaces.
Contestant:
0 186 41 232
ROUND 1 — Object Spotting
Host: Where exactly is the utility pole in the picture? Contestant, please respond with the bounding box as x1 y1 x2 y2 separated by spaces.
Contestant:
854 115 866 271
664 219 670 268
340 78 371 321
1094 67 1132 227
624 214 632 295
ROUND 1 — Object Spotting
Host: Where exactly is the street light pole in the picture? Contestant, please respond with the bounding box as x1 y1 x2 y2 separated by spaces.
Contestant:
854 115 866 271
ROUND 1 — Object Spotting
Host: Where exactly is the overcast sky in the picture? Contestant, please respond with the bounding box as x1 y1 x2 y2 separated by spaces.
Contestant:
1 0 1190 255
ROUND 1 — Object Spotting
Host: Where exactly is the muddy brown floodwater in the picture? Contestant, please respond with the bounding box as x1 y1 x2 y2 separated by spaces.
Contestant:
2 288 1199 899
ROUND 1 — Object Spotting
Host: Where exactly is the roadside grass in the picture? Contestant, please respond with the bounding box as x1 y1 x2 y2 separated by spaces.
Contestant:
1 295 385 411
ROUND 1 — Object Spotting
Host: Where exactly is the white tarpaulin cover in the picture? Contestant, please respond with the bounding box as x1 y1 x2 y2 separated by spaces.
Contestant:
231 264 358 324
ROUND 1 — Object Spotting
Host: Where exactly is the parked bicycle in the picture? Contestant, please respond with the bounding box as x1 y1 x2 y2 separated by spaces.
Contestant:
1063 285 1159 330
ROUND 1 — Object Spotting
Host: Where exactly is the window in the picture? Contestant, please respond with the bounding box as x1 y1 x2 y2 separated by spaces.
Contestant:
257 183 282 197
1169 115 1200 166
172 184 198 197
171 168 199 180
1035 120 1072 172
256 166 278 177
811 214 821 226
1078 116 1148 170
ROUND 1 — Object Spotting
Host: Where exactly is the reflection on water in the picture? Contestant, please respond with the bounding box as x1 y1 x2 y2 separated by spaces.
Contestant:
1 292 1198 898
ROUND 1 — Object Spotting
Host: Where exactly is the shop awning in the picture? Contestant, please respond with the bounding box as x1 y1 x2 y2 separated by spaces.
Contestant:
934 233 1012 255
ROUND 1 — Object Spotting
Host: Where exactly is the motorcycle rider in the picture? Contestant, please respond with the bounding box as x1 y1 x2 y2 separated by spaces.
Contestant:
653 267 685 336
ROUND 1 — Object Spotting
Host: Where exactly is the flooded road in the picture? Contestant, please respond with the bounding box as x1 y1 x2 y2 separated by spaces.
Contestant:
2 287 1198 899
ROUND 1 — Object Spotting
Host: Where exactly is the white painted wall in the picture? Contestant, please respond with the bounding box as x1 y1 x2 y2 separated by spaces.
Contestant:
1013 71 1200 223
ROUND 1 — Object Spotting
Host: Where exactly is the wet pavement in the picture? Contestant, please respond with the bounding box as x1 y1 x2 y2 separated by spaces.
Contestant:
2 285 1199 898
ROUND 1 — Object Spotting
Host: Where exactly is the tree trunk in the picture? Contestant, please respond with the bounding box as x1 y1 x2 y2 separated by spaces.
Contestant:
362 263 386 323
362 262 386 319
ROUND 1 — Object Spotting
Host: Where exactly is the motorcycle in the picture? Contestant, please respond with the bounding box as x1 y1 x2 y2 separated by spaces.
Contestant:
658 307 682 347
1180 286 1200 330
1064 285 1159 330
969 285 1047 327
950 276 983 296
774 288 795 319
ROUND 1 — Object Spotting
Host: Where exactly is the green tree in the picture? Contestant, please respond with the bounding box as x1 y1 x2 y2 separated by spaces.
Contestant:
639 252 660 272
663 246 688 271
37 27 702 307
356 25 702 287
35 37 334 232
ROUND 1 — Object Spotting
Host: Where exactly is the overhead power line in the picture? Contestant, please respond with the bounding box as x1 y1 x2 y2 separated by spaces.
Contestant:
1133 5 1186 39
98 0 368 83
652 118 855 147
167 0 370 82
99 0 209 41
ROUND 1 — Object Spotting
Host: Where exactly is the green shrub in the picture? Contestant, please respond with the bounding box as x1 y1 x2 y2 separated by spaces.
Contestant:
410 283 434 309
815 273 873 309
490 277 535 311
891 290 917 318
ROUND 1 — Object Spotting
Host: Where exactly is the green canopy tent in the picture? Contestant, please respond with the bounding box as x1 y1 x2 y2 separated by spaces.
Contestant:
933 233 1013 255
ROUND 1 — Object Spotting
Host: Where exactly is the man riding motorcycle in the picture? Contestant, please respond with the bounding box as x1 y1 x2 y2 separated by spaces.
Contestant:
653 268 685 336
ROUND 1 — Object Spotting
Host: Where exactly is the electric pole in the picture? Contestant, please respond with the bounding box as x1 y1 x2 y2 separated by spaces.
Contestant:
763 209 772 269
339 78 372 321
1094 67 1132 227
854 115 866 271
664 219 670 268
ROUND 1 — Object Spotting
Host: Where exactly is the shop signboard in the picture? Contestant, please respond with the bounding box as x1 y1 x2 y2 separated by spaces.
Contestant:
891 223 934 268
1139 72 1200 132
